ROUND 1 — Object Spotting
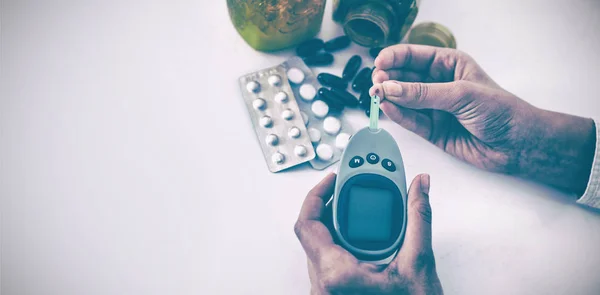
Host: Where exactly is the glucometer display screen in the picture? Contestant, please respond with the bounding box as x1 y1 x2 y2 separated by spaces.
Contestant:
347 185 394 242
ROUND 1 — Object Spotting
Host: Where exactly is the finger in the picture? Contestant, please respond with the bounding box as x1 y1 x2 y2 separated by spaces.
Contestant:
388 174 433 271
375 44 459 82
371 80 477 114
295 173 338 262
403 174 432 251
372 68 427 84
380 101 432 140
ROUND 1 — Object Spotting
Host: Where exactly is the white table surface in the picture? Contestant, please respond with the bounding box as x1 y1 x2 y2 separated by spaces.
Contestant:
2 0 600 294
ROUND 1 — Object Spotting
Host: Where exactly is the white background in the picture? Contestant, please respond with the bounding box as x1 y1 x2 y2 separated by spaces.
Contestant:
2 0 600 294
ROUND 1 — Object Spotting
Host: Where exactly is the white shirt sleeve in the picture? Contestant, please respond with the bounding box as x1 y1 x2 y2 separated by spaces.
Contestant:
577 120 600 208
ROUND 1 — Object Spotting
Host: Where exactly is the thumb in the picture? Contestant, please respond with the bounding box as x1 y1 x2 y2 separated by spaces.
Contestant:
387 174 433 271
403 174 433 252
371 80 478 114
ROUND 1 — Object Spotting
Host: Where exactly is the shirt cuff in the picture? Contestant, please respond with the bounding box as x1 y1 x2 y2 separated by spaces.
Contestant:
577 119 600 208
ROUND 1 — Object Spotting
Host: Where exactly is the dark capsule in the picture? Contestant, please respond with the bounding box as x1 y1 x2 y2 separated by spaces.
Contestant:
296 38 324 57
369 47 383 58
342 55 362 81
363 72 374 89
330 88 359 108
317 88 346 110
358 91 371 110
317 73 347 90
303 53 334 67
352 67 373 92
324 35 351 52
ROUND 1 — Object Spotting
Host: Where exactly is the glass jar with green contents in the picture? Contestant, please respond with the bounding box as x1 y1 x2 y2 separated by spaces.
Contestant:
333 0 420 48
227 0 327 52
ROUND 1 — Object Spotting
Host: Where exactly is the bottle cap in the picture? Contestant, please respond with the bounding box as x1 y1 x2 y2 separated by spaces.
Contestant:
408 22 457 49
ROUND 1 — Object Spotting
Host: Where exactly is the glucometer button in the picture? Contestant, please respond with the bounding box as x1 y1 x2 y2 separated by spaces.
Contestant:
382 159 396 172
366 153 379 164
349 156 364 168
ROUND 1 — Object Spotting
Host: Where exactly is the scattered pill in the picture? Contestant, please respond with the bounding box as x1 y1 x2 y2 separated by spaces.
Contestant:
316 144 334 161
294 145 308 157
287 68 305 84
288 126 301 139
266 134 279 146
352 67 372 92
311 100 329 118
303 53 334 67
301 112 309 126
274 91 288 103
272 152 285 165
259 116 273 128
282 109 294 120
358 91 371 110
309 128 322 143
323 117 341 135
317 88 345 110
268 75 282 86
296 38 324 57
369 47 383 59
317 73 347 90
324 35 351 52
246 81 260 93
253 98 266 110
335 133 351 149
330 88 359 108
364 68 375 89
342 55 362 81
299 84 317 101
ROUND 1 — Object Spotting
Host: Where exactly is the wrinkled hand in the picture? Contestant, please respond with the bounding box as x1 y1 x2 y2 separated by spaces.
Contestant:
294 173 443 295
370 45 596 195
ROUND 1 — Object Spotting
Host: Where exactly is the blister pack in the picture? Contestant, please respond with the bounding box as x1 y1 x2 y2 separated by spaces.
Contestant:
280 57 355 170
238 65 315 172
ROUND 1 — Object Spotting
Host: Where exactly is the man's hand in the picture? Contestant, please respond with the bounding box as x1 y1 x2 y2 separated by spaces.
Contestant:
294 173 443 295
370 45 596 196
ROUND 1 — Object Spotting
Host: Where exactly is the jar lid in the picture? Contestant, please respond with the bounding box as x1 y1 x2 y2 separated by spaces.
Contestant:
408 22 457 49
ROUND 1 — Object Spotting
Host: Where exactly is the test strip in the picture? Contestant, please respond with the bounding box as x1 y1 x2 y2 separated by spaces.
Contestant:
369 95 380 131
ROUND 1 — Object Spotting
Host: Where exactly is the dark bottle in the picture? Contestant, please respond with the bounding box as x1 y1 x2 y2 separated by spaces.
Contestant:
332 0 420 48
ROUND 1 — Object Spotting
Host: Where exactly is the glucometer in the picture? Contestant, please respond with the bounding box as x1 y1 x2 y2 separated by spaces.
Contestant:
328 95 408 265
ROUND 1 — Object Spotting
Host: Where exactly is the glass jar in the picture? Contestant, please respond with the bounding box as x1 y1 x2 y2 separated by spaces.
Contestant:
333 0 420 48
227 0 327 52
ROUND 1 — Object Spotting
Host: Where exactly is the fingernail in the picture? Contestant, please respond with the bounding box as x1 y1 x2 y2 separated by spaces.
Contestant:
420 174 430 195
